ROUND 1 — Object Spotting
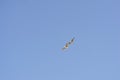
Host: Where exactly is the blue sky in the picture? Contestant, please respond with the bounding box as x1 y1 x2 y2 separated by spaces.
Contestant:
0 0 120 80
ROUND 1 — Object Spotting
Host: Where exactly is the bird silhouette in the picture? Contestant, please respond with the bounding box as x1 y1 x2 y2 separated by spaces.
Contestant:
62 37 75 50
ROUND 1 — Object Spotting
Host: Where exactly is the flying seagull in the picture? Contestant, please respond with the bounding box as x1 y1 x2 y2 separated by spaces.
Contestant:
62 37 75 50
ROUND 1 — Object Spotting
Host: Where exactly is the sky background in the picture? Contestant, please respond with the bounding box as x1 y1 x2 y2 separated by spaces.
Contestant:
0 0 120 80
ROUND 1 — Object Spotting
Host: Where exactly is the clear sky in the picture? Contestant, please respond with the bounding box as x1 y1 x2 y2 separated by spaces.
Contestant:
0 0 120 80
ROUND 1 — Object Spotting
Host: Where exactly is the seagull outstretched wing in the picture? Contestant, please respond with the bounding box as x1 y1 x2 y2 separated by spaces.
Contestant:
68 37 75 45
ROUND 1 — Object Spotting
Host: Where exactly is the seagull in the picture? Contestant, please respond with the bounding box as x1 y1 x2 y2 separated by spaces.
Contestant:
62 37 75 50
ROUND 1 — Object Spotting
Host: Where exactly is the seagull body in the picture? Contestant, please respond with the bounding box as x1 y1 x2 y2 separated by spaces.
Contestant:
62 43 69 50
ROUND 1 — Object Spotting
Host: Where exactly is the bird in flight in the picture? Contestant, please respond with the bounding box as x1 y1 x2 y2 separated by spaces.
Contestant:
62 37 75 50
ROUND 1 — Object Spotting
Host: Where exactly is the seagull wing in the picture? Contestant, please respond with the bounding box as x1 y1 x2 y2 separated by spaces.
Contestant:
68 37 75 44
